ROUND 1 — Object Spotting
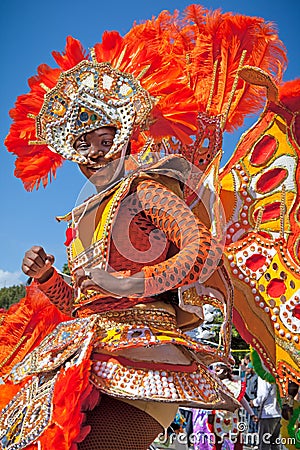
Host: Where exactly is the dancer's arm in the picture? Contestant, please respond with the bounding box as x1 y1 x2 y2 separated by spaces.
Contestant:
137 178 221 296
22 246 73 315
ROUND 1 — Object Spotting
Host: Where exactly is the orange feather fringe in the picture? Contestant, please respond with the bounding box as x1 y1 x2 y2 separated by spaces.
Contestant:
0 284 70 376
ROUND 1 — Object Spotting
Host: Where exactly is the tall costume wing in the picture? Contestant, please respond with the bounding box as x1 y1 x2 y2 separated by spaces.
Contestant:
147 6 288 365
220 68 300 394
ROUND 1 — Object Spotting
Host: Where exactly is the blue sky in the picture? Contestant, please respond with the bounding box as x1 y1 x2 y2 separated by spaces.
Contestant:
0 0 299 287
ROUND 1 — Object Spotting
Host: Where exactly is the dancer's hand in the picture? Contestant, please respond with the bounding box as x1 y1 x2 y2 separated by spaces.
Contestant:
75 267 144 297
22 246 55 283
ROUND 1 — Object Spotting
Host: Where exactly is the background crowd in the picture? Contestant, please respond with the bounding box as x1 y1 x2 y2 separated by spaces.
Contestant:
151 354 299 450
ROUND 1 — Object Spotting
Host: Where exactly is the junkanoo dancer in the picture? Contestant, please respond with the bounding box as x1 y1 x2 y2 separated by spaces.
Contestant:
0 5 291 450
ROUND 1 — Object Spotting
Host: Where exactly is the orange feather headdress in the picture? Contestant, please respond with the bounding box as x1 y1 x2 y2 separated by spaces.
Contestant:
5 4 287 190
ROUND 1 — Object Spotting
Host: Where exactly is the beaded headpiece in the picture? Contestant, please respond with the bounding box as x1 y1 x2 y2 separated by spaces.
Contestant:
36 60 153 164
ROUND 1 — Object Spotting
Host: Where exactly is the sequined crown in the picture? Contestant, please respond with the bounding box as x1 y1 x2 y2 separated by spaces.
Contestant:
36 60 154 163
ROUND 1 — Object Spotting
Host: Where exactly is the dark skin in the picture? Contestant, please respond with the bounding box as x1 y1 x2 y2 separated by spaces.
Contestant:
281 381 299 421
75 127 125 192
22 127 144 297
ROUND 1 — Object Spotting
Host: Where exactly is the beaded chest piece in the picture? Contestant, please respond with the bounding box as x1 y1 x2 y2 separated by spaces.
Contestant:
66 176 134 308
68 177 133 273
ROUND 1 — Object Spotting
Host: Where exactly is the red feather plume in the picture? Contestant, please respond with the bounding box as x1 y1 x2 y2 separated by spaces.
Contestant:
5 40 86 191
162 6 287 131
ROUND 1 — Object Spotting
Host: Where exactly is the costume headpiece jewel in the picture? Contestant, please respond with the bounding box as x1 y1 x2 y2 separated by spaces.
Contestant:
36 60 153 164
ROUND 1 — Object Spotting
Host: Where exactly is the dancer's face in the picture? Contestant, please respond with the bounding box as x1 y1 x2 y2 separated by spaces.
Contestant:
75 127 123 188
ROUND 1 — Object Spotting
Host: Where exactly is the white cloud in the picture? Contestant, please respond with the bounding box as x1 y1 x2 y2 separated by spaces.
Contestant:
0 269 25 288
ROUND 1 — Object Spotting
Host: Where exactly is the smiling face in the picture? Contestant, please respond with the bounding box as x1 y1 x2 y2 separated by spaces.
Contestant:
75 127 124 189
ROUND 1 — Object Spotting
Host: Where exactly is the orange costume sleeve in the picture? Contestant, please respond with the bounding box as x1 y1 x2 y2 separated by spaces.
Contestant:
36 269 73 315
136 179 221 296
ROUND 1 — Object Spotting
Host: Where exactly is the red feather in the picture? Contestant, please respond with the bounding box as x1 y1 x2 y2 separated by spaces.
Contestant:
52 36 88 70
